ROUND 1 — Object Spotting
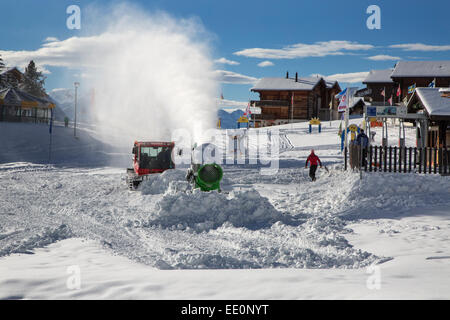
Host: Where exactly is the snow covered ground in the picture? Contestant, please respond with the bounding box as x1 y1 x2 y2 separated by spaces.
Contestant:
0 119 449 299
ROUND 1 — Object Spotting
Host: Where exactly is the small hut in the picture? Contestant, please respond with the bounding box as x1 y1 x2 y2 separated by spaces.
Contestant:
0 87 55 123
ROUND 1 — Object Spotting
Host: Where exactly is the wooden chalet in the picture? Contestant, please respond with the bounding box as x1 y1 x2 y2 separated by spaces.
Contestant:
0 67 56 123
362 69 396 103
407 87 450 149
391 61 450 102
250 72 341 127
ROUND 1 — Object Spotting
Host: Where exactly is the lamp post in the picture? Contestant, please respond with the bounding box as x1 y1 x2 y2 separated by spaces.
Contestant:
74 82 79 137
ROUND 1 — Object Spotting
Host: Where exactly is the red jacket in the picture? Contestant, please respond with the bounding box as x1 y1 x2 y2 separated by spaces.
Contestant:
306 153 322 166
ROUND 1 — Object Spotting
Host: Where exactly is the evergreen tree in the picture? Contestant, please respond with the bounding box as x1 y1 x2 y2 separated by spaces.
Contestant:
0 55 5 88
22 60 46 96
0 54 5 71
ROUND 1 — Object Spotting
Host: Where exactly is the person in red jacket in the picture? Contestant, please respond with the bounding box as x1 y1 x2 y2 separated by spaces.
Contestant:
305 149 322 181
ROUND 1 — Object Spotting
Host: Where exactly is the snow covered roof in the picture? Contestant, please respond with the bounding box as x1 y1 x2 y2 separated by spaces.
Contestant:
363 69 394 83
409 87 450 118
251 77 327 91
0 67 22 76
351 97 365 108
0 87 55 108
391 61 450 78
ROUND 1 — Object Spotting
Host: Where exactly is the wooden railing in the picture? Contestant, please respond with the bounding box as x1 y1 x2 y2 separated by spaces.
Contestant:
344 145 450 175
250 100 290 107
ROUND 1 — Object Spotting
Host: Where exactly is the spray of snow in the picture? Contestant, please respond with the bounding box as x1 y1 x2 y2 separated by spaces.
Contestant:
80 3 219 147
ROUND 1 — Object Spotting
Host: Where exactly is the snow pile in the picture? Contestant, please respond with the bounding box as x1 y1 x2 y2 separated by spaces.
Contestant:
147 188 297 232
140 169 189 195
154 217 380 269
341 173 450 219
0 224 72 256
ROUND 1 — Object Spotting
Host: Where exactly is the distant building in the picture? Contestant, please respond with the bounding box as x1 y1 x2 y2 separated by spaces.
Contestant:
391 61 450 102
0 87 55 123
0 67 55 123
407 87 450 149
250 72 341 127
360 61 450 106
362 69 396 103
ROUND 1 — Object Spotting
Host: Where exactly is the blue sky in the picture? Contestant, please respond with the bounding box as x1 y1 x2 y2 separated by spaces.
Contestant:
1 0 449 106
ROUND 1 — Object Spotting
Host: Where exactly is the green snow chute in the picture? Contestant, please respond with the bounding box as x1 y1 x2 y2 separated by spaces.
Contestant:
195 163 223 192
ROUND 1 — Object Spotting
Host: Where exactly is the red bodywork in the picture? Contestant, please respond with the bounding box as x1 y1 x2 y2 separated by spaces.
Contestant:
132 141 175 176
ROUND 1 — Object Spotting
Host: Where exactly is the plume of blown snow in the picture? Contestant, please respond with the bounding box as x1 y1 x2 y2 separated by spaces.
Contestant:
80 3 219 146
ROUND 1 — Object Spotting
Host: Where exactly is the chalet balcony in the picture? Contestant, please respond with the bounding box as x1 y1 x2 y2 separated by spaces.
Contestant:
250 100 290 107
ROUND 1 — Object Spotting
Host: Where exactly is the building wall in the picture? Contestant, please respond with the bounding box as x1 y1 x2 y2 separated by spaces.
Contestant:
393 77 450 101
364 83 397 103
252 82 339 125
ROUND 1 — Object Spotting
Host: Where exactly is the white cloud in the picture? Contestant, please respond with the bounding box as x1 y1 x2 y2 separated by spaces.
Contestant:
0 35 107 70
257 60 274 67
215 70 258 84
217 98 248 108
389 43 450 51
366 54 401 61
214 57 240 65
234 40 374 59
43 37 60 43
312 71 369 83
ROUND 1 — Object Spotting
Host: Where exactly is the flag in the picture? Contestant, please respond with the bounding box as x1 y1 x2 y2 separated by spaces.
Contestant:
396 85 401 97
338 93 347 112
381 88 385 97
243 101 251 117
336 88 347 98
408 83 416 94
428 78 436 88
388 95 393 106
49 109 54 134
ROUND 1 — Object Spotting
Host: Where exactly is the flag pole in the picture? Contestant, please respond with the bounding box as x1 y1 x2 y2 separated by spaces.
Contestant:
344 88 350 152
48 108 53 163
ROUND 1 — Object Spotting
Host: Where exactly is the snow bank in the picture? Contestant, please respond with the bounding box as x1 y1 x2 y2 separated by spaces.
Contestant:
0 122 129 167
138 167 296 232
0 224 72 256
340 172 450 219
148 188 296 232
140 169 189 195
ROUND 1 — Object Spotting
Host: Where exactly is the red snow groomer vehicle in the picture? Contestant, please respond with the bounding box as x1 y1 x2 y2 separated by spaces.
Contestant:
126 141 175 190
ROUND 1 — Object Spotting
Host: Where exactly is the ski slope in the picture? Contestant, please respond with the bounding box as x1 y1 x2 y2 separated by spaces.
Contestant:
0 119 449 299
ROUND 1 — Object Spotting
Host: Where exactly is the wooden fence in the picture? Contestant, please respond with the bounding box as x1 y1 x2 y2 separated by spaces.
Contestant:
344 145 450 175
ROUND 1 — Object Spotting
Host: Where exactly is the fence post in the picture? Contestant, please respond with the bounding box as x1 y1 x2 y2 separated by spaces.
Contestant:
404 147 407 173
438 148 442 174
369 145 373 172
399 146 402 173
434 148 437 174
374 147 378 172
429 147 432 174
423 148 427 174
383 146 387 172
445 147 449 175
414 147 417 170
394 146 397 173
344 146 347 171
409 147 412 173
389 146 392 172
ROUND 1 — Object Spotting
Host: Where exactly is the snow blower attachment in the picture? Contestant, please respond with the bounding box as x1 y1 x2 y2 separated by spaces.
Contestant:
126 141 175 190
186 163 223 192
